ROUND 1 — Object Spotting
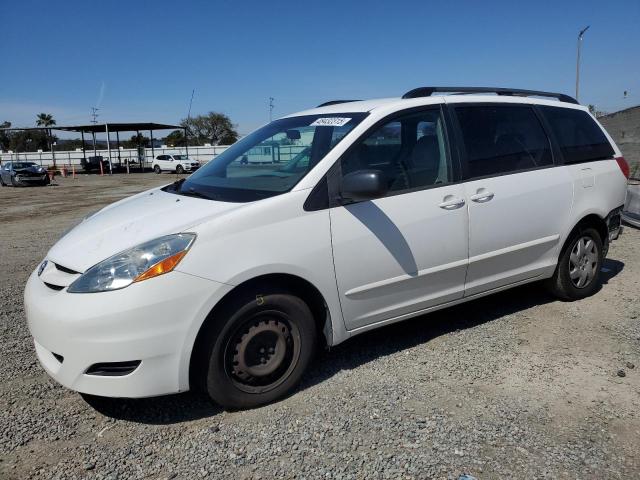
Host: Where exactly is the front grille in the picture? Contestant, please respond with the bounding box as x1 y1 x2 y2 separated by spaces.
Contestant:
54 263 80 275
85 360 141 377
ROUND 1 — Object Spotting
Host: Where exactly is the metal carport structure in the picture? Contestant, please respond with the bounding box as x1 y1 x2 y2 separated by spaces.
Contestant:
53 122 185 173
1 122 185 173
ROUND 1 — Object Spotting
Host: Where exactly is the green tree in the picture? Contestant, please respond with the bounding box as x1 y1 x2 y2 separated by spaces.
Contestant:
164 129 186 147
35 113 58 164
0 121 11 151
123 133 150 148
180 112 238 146
35 113 56 128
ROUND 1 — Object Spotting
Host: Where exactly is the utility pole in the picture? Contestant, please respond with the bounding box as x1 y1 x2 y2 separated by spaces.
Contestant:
90 107 99 158
269 97 274 122
575 25 590 102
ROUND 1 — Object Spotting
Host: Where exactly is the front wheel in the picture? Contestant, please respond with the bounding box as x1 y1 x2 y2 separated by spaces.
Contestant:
175 165 184 174
198 290 316 409
546 227 603 301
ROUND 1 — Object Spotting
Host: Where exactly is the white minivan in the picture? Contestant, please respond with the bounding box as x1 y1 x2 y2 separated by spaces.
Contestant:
25 87 629 409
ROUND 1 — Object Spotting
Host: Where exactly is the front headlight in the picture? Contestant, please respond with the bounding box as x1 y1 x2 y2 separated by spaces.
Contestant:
68 233 196 293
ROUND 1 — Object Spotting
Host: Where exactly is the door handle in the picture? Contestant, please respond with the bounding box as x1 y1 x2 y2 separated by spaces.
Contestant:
438 196 466 210
470 190 495 203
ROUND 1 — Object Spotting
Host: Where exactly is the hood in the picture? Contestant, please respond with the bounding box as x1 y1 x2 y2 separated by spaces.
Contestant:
47 187 243 272
15 165 46 174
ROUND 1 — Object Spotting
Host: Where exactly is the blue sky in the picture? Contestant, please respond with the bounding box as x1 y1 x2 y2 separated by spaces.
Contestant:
2 0 639 137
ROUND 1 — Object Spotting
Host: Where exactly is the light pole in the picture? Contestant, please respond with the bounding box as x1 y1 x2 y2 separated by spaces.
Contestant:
575 25 590 102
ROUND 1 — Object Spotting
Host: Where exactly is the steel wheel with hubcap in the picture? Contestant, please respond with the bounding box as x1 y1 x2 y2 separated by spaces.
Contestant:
546 227 603 300
568 236 599 288
196 288 316 409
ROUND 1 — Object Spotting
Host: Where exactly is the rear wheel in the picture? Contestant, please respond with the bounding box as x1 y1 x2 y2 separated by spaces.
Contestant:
176 165 184 174
0 176 5 186
197 289 316 409
153 165 161 174
546 227 603 301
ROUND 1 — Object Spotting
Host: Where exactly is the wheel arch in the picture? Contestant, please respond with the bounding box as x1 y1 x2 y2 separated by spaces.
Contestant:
188 272 332 391
561 212 608 258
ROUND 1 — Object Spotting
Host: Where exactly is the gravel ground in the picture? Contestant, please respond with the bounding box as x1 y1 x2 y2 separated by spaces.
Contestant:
1 174 639 479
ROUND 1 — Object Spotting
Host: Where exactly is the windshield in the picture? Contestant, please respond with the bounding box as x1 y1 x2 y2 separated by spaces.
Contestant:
165 113 367 202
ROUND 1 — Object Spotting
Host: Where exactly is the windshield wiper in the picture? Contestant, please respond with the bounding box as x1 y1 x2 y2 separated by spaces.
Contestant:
178 189 214 200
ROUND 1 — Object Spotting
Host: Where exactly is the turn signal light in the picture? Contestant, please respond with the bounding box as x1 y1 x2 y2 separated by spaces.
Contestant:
134 251 187 282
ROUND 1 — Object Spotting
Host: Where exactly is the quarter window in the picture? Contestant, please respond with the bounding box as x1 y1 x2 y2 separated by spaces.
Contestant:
455 105 553 179
540 106 614 164
340 109 451 194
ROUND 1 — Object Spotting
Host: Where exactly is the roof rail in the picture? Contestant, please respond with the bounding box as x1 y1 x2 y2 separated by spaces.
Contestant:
316 99 361 107
401 87 578 104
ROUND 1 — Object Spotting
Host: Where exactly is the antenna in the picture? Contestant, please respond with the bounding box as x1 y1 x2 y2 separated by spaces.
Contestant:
269 97 274 122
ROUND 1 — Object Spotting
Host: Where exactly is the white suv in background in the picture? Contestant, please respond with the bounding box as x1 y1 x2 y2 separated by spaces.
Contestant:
25 87 629 409
152 154 200 174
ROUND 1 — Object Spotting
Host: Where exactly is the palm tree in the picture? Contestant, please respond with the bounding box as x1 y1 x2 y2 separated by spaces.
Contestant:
35 113 56 128
35 113 57 166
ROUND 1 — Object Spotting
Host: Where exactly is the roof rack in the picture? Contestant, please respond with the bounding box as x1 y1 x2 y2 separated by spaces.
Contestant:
316 99 361 107
401 87 578 104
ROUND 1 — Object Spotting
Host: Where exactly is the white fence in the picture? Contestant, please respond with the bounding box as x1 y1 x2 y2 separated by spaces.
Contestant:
0 143 309 170
0 145 230 170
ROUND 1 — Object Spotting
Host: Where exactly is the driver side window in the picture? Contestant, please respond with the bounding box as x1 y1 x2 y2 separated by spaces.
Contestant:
340 108 451 195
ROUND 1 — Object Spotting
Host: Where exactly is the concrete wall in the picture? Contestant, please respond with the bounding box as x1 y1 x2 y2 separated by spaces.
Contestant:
599 105 640 179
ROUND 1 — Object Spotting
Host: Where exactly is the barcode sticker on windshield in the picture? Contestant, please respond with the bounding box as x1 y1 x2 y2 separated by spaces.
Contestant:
310 117 351 127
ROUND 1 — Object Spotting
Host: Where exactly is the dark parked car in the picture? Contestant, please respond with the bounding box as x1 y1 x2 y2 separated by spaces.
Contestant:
81 155 110 173
0 162 49 186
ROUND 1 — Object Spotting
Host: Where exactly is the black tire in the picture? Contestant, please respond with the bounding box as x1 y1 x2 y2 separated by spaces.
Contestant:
154 165 162 174
11 176 22 187
0 176 5 186
196 288 316 409
176 165 184 174
41 175 50 186
546 227 603 301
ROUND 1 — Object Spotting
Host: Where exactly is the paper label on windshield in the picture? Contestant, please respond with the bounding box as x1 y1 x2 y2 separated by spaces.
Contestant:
310 117 351 127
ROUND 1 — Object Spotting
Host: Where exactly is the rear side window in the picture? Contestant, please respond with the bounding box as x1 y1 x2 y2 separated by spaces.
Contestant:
455 105 553 179
540 106 614 164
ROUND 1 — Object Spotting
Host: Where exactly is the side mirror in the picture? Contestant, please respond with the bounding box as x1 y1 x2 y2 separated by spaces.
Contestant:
341 169 388 202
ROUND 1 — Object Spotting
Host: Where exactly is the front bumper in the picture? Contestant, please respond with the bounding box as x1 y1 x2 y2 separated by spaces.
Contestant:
15 174 47 182
25 269 232 398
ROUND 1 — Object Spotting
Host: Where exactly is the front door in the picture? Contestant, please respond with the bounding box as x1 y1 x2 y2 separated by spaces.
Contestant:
330 107 469 331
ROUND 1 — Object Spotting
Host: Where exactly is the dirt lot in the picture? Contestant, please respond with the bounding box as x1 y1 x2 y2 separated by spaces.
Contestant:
1 174 639 479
